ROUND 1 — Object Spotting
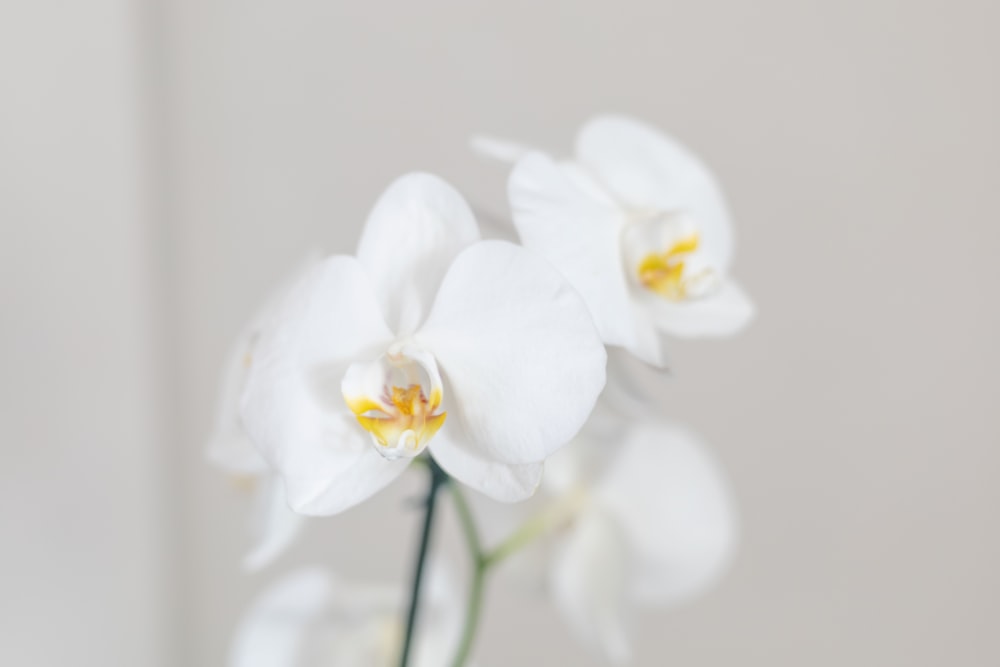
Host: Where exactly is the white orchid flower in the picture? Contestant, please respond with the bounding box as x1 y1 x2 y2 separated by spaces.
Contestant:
474 114 755 367
208 295 307 571
542 411 738 664
240 173 607 516
229 566 464 667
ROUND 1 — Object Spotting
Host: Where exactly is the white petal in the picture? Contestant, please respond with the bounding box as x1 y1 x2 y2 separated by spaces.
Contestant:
596 422 738 606
601 346 671 417
417 240 607 465
208 432 269 477
430 426 544 502
469 134 537 164
543 402 631 496
281 423 412 517
642 279 755 339
209 255 323 475
551 509 634 664
576 114 735 272
628 305 666 367
229 568 333 667
241 255 408 516
508 152 640 353
356 173 481 335
410 560 466 667
230 569 408 667
243 475 307 571
207 326 271 476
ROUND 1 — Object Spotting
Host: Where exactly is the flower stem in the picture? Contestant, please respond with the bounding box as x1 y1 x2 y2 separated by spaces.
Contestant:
398 457 448 667
484 487 586 567
450 558 486 667
447 484 487 667
445 484 587 667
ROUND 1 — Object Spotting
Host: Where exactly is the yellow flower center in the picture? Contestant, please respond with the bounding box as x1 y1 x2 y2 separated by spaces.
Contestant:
342 345 447 459
352 384 446 455
622 210 720 302
637 232 702 301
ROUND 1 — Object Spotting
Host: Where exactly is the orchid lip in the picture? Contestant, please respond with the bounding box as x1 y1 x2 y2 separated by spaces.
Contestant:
621 209 721 302
342 343 447 460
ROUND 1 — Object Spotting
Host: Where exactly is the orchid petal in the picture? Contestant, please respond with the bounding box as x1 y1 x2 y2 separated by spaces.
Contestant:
596 422 738 606
209 255 323 475
642 279 755 338
240 255 408 516
469 134 536 164
629 305 666 367
229 568 332 667
356 173 480 335
207 327 272 476
430 426 544 502
601 346 672 417
230 569 406 667
508 152 640 353
551 509 634 664
576 114 735 271
243 475 306 571
280 419 411 517
418 240 607 465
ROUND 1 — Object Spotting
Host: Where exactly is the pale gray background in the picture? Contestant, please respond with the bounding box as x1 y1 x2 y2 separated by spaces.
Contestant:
3 0 998 665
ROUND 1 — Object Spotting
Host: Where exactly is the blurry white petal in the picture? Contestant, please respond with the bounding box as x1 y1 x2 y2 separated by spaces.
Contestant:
543 399 631 496
356 173 480 334
231 565 462 667
469 134 536 163
208 432 269 477
207 328 271 476
628 306 666 367
508 152 640 353
241 255 408 516
409 560 465 667
601 346 671 417
551 510 634 664
642 279 755 338
230 568 333 667
596 422 737 606
282 429 411 517
418 240 607 465
431 426 544 502
243 475 306 571
209 254 323 475
576 114 735 271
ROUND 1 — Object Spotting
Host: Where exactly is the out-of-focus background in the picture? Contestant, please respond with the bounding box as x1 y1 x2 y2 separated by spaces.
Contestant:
3 0 998 665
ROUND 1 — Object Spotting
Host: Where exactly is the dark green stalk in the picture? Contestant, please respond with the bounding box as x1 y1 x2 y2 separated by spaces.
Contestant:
398 457 448 667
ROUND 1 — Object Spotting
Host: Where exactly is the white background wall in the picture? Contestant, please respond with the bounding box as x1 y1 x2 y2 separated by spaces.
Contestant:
0 1 169 665
3 1 999 665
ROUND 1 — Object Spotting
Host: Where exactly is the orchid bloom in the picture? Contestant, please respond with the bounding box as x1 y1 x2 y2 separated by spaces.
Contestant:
542 405 737 663
208 299 307 570
474 114 754 367
240 173 607 516
229 566 463 667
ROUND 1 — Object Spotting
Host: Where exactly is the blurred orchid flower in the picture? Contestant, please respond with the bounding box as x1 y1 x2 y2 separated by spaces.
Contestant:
229 565 464 667
240 173 607 516
541 405 738 664
473 115 754 367
208 294 307 571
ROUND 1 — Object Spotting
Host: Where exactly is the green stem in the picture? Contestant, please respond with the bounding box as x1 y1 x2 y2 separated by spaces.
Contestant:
447 485 487 667
450 558 486 667
398 458 448 667
445 484 587 667
484 487 586 566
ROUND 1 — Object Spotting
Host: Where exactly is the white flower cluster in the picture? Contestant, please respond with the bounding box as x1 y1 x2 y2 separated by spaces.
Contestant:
208 114 753 666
